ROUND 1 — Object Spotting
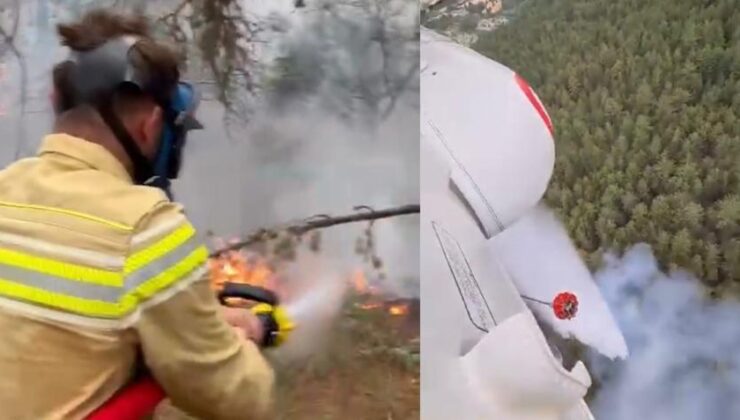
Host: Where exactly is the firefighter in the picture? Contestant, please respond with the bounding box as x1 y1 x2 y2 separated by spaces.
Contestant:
0 10 274 420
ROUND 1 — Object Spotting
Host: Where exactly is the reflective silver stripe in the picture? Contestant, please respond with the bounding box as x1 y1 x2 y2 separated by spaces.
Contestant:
0 231 124 270
124 235 202 290
0 237 202 303
0 265 208 331
0 263 120 302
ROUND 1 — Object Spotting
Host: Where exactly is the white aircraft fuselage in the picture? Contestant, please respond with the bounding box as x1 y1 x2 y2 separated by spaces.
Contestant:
420 27 598 420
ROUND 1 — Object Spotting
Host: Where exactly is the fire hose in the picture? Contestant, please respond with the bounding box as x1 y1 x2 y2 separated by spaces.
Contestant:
86 283 294 420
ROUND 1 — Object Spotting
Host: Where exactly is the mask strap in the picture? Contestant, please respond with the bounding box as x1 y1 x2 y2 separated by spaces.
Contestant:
95 98 155 185
153 122 174 176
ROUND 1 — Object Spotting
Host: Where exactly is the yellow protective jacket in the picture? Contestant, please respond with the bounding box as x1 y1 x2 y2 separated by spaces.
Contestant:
0 134 274 420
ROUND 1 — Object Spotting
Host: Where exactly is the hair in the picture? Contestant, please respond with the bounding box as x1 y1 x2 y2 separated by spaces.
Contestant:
53 9 181 122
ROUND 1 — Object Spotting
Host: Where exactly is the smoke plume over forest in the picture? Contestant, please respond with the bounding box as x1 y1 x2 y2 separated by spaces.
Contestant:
591 244 740 420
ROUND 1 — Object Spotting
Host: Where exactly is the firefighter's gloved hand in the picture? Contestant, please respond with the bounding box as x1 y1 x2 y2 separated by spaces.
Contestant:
222 306 264 344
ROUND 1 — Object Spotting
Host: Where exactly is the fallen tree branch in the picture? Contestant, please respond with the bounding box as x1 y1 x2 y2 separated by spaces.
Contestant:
210 203 420 257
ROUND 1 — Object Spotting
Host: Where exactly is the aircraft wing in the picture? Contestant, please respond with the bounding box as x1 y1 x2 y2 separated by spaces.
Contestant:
490 205 629 360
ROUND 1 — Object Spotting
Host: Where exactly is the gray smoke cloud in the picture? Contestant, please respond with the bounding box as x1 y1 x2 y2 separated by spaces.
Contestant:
590 244 740 420
175 0 420 297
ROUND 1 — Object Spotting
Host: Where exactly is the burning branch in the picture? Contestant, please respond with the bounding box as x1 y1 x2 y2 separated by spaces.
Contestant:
210 204 420 258
208 204 420 318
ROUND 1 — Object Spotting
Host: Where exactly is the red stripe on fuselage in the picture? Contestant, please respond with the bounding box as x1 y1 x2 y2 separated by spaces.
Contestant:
514 73 553 137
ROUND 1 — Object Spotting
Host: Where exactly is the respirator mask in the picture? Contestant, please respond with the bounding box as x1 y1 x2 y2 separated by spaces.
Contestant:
56 36 203 199
153 82 202 185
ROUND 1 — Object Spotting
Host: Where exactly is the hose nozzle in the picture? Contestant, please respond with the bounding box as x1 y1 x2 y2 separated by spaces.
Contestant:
218 282 295 347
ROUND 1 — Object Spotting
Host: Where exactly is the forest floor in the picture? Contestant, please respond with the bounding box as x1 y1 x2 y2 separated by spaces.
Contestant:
154 294 420 420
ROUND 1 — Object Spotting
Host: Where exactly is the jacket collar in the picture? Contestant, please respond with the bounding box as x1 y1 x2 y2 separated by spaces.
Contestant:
37 134 133 183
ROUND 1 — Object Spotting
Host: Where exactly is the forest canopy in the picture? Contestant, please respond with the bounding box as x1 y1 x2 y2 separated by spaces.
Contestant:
473 0 740 290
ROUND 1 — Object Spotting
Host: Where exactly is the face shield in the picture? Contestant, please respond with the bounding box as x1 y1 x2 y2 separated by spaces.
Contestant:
154 82 203 180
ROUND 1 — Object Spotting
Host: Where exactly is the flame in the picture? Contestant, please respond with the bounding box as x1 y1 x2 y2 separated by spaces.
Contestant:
352 269 382 296
208 248 275 291
352 269 369 294
208 244 412 319
207 240 412 320
352 269 382 311
388 304 409 316
351 269 410 317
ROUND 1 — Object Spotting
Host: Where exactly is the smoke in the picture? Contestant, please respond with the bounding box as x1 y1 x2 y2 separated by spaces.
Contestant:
589 244 740 420
177 0 418 362
269 249 349 361
176 0 420 297
264 0 420 121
